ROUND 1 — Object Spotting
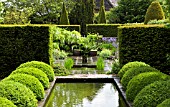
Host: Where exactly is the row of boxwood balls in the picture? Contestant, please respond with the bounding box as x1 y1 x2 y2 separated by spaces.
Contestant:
118 61 170 107
0 61 55 107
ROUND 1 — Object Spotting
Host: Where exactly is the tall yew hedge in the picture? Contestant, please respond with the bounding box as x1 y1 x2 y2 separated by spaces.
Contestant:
0 25 54 78
118 25 170 73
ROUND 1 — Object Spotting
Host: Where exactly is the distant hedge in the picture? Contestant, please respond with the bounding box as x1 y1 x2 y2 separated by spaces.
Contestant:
0 81 37 107
0 97 16 107
56 25 80 32
86 24 121 37
12 67 50 89
3 74 45 100
133 80 170 107
118 25 170 73
0 25 54 78
17 61 54 82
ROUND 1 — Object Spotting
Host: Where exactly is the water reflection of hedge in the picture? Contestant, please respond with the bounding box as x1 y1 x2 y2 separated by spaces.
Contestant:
46 83 104 107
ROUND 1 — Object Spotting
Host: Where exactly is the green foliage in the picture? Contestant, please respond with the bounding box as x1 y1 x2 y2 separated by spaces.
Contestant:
157 98 170 107
53 63 70 76
118 25 170 73
64 58 74 70
53 50 68 59
3 74 45 100
121 66 159 89
96 57 104 70
133 80 170 107
17 61 54 82
86 24 121 37
0 25 54 78
56 25 80 32
107 0 154 24
11 67 49 89
126 72 170 102
0 97 16 107
59 3 70 25
111 59 121 74
118 61 150 79
0 81 37 107
99 49 112 59
144 1 165 24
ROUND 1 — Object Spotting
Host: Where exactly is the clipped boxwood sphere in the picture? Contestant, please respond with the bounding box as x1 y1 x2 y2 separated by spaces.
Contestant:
12 67 49 89
0 81 37 107
121 66 159 89
157 98 170 107
0 97 16 107
3 74 45 100
126 72 170 102
133 80 170 107
118 61 150 79
17 61 54 81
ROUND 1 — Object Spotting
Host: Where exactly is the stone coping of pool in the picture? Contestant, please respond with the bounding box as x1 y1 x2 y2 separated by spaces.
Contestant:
38 75 132 107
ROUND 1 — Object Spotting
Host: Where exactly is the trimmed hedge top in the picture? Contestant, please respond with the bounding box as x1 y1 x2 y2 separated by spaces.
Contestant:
17 61 54 82
86 24 122 37
0 81 37 107
0 97 16 107
11 67 50 89
121 66 159 89
126 72 170 102
133 80 170 107
157 98 170 107
3 74 45 100
118 61 150 79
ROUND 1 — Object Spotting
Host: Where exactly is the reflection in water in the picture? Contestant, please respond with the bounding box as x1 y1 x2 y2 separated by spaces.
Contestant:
45 83 127 107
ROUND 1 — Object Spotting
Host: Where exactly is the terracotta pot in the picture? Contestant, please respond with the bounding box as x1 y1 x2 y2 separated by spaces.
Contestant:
89 50 97 56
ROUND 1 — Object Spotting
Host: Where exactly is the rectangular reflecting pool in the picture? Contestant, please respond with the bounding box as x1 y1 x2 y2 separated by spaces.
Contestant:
45 83 127 107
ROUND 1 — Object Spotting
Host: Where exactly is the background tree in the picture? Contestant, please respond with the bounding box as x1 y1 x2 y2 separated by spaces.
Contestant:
107 0 156 24
98 0 106 23
0 2 4 23
59 3 70 25
69 0 94 35
144 1 165 24
98 6 106 23
2 0 75 24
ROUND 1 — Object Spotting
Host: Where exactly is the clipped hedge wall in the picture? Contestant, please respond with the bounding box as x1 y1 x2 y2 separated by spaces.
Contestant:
126 72 170 102
3 74 45 100
118 25 170 73
86 24 121 37
121 66 159 89
0 81 37 107
0 97 16 107
118 61 150 79
56 25 80 32
0 25 54 78
133 80 170 107
11 67 49 89
157 98 170 107
17 61 54 82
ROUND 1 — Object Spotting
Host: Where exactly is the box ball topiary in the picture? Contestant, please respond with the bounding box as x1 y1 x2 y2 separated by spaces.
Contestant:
121 66 159 89
118 61 150 79
133 80 170 107
0 81 37 107
3 74 45 100
157 98 170 107
0 97 17 107
11 67 49 89
17 61 54 82
126 72 170 102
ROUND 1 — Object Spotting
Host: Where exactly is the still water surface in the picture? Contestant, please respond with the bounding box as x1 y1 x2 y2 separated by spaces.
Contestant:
45 83 127 107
